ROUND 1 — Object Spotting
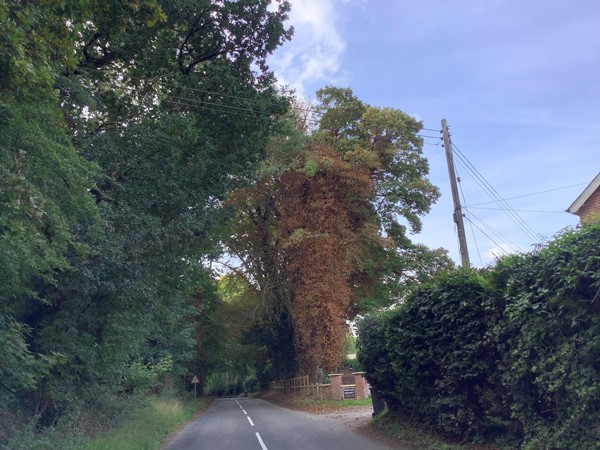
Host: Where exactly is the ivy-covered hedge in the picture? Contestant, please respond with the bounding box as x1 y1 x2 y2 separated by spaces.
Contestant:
358 224 600 448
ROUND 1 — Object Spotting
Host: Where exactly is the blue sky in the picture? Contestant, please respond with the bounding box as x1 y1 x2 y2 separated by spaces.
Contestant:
268 0 600 266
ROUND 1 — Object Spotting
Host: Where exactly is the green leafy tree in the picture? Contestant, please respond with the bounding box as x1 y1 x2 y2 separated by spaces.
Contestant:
1 0 293 440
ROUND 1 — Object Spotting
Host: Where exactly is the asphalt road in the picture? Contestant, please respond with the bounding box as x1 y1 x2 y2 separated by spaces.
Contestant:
163 397 392 450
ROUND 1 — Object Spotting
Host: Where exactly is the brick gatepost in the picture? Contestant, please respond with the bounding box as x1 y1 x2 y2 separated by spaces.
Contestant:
329 373 343 400
353 372 370 399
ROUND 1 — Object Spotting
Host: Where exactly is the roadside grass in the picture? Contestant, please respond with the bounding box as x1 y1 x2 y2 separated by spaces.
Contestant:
367 411 500 450
291 397 372 409
260 389 372 413
261 392 373 413
83 395 209 450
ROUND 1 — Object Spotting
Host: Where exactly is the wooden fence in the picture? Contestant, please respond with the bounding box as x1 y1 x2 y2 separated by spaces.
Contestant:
269 375 333 400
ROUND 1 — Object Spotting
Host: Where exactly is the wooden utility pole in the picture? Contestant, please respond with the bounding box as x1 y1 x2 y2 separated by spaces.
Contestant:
441 119 470 268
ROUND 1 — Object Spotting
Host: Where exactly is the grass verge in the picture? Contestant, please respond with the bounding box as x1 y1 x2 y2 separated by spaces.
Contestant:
291 397 372 411
83 395 209 450
260 390 372 413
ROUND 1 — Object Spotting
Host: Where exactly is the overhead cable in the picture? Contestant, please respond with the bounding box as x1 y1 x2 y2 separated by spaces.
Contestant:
457 168 483 266
463 209 523 252
464 182 589 207
466 206 565 214
462 215 511 257
451 143 539 242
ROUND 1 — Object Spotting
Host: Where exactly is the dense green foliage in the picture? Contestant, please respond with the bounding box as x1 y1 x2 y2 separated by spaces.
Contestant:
1 0 291 445
3 393 207 450
491 226 600 448
83 396 208 450
358 225 600 448
386 271 497 438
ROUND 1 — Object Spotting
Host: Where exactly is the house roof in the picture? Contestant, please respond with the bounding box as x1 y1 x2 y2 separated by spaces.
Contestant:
567 172 600 214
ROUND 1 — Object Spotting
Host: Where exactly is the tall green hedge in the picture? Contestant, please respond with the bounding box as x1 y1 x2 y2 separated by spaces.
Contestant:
358 224 600 448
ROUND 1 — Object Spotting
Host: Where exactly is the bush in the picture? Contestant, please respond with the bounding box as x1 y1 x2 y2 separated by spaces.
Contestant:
358 225 600 448
357 312 399 409
388 271 497 439
490 225 600 449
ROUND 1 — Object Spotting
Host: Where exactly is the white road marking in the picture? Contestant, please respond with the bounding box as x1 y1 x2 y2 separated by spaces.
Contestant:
239 405 243 409
242 409 247 415
247 416 254 426
255 432 268 450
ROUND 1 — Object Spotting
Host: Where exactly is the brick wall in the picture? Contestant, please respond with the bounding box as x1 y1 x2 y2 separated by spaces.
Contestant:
577 188 600 225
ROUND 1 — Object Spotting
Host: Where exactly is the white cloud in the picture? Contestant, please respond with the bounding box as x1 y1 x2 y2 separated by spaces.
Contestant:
269 0 353 95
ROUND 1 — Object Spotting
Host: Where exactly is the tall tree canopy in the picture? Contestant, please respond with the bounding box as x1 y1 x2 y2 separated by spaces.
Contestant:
227 88 452 380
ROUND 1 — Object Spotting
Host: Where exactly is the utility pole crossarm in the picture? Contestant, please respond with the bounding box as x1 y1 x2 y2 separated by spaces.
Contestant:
441 119 470 268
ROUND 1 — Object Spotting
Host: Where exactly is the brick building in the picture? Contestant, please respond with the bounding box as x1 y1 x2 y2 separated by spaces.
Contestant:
567 172 600 225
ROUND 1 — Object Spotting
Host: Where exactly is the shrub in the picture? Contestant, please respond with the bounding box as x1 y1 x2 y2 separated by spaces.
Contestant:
358 225 600 447
490 225 600 449
385 271 497 439
356 312 399 409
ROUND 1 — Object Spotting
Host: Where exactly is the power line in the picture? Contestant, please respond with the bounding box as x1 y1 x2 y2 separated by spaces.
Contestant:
77 66 298 112
463 209 523 252
464 182 589 207
466 206 566 214
462 215 511 258
77 67 448 143
168 94 273 115
89 78 286 120
457 168 483 266
450 142 533 235
454 153 538 242
164 96 323 126
451 142 539 242
418 134 443 139
164 99 269 119
78 67 449 136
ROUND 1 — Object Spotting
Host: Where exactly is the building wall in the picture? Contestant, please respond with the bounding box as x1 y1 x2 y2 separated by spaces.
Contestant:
577 188 600 224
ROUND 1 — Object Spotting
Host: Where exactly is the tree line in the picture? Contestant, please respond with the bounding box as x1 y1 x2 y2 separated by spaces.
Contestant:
1 0 292 442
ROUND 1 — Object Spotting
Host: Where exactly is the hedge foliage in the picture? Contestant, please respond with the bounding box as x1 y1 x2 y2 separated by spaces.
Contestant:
357 224 600 448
